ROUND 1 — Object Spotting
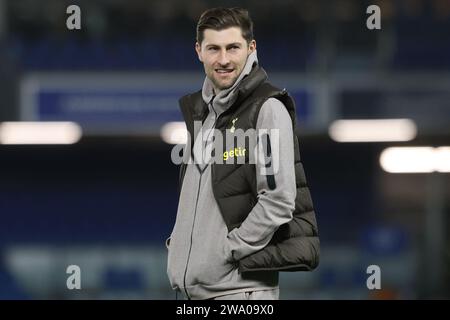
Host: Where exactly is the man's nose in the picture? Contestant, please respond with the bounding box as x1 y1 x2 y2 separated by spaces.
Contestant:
217 49 230 66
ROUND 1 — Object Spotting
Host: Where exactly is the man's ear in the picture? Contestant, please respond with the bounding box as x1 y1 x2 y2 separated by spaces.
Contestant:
195 42 203 62
248 40 256 53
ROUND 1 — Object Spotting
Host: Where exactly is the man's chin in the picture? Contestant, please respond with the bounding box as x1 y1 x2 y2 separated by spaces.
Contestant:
217 84 233 91
212 78 236 91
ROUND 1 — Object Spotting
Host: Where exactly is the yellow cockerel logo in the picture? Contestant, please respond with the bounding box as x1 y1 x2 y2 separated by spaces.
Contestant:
230 117 238 133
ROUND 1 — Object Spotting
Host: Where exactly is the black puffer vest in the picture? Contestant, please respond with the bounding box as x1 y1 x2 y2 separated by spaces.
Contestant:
178 65 319 272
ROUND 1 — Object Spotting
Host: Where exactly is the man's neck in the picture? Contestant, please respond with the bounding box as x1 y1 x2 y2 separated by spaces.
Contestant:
213 87 219 95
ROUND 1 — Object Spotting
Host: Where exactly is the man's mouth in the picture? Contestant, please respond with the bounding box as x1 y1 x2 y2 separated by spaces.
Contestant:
215 68 234 74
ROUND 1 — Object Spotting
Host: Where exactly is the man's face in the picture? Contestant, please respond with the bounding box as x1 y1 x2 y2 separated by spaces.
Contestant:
195 27 256 92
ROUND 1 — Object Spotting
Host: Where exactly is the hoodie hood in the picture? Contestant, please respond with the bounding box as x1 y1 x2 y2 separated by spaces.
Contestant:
201 50 259 116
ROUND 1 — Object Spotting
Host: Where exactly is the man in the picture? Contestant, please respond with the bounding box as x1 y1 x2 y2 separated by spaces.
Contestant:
167 7 319 300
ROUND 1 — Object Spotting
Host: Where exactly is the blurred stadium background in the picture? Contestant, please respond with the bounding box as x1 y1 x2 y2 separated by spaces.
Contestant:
0 0 449 299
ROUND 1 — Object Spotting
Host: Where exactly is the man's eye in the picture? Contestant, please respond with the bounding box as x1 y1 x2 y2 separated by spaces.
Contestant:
208 47 218 51
229 46 239 50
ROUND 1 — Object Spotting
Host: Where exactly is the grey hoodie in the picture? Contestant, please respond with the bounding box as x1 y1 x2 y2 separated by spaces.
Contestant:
167 51 296 300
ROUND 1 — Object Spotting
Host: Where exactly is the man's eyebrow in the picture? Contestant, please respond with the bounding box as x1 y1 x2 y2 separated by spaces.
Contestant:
205 43 242 48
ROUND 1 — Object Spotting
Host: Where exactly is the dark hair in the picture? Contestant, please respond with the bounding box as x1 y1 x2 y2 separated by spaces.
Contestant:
196 7 254 44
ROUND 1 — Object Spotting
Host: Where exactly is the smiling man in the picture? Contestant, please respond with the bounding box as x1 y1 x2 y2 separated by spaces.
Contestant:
196 26 255 91
166 7 319 300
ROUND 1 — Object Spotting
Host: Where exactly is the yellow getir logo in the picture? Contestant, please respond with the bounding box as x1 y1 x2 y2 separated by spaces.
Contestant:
223 147 246 161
